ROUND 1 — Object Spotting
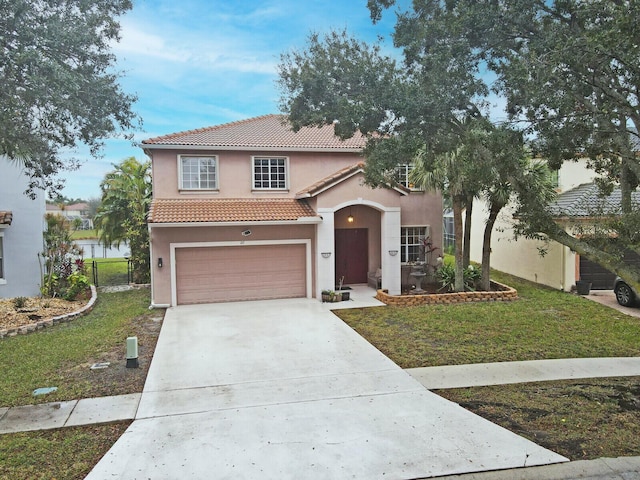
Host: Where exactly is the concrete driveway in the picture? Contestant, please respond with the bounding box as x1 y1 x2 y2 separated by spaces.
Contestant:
87 297 567 479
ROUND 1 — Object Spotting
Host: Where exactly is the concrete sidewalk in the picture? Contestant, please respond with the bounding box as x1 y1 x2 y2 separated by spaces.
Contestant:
407 357 640 389
3 357 639 434
0 393 140 434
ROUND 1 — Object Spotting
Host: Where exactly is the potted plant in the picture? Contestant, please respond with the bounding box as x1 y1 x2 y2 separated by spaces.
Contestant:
335 276 350 301
321 290 335 302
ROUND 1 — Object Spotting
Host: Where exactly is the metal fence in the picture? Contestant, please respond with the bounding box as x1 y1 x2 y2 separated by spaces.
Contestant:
89 259 132 287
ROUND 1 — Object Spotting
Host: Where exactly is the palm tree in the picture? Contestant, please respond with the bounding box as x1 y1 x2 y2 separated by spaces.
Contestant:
94 157 151 283
410 115 491 291
412 145 477 292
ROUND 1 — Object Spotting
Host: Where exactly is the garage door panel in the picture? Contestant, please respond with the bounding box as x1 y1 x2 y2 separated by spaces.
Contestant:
176 244 306 305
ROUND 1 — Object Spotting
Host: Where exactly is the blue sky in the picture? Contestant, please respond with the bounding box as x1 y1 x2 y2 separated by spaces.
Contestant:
62 0 407 200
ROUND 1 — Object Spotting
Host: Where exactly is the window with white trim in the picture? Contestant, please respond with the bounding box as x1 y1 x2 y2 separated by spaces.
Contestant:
396 164 413 188
253 157 288 190
396 164 422 190
401 226 428 263
179 156 218 190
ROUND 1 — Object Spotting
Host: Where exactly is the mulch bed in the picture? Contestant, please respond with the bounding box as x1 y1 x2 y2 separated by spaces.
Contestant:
0 294 89 331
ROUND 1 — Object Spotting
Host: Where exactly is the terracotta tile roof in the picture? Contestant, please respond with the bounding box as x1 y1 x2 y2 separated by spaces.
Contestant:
142 114 367 151
0 211 12 225
148 198 319 224
296 163 366 198
296 162 410 199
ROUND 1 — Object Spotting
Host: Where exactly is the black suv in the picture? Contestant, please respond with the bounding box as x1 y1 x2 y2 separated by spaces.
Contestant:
614 277 637 307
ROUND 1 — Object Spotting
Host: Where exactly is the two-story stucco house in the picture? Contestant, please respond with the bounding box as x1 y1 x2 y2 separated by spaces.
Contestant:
142 115 443 307
0 160 45 298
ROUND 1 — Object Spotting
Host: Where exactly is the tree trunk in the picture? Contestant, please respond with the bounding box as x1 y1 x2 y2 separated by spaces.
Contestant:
480 202 503 291
544 218 640 293
620 162 632 214
463 194 473 269
452 195 465 292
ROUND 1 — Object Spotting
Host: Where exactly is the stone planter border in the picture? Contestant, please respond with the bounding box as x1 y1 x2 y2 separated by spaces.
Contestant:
375 280 517 307
0 285 98 339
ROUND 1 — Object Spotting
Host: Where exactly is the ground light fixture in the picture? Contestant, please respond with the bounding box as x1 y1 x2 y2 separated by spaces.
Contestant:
126 336 139 368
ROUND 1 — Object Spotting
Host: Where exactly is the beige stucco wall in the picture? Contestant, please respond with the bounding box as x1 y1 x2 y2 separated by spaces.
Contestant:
149 149 368 199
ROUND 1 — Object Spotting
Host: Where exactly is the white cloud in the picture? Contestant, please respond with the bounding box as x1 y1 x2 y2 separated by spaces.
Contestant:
114 22 190 63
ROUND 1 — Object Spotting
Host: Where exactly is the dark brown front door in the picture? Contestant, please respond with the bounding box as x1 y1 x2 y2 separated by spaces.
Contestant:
335 228 368 285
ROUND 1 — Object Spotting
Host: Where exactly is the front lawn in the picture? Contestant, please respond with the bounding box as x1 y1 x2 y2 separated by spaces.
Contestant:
0 288 163 407
0 289 163 479
335 271 640 368
0 423 130 480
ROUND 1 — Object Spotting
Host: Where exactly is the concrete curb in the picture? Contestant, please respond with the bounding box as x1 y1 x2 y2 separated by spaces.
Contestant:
438 455 640 479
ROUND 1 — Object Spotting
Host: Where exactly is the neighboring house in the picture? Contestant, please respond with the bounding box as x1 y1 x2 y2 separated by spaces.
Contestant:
46 202 93 229
142 114 443 306
0 161 46 298
469 158 631 291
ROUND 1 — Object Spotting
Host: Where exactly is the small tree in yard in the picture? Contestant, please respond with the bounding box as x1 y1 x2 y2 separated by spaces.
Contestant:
40 213 89 300
94 157 151 284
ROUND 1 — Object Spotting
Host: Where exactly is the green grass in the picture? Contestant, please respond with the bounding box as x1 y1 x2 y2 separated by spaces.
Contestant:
70 229 98 240
437 377 640 460
86 257 130 286
0 422 130 480
0 289 150 407
335 270 640 368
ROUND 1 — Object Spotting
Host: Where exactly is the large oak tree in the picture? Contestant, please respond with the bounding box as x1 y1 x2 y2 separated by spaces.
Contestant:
281 1 640 292
0 0 138 197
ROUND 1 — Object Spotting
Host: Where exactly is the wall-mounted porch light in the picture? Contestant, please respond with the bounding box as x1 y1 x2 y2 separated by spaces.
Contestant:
321 252 332 258
388 250 398 256
157 257 163 268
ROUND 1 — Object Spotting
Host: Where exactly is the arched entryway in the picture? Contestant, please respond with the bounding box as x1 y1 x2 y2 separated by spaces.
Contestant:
334 205 380 286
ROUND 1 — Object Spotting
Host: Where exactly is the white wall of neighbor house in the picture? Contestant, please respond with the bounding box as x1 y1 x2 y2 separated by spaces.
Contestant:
468 159 598 291
469 204 576 291
556 158 597 192
0 162 45 298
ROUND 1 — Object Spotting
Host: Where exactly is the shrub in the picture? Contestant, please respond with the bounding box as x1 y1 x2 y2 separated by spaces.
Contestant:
436 263 481 292
63 271 90 301
12 296 28 310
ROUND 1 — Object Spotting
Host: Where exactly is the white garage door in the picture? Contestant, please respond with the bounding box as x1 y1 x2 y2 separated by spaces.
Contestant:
175 244 307 305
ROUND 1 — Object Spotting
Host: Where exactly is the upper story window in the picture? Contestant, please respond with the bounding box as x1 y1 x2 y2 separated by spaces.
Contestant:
253 157 288 190
396 164 421 190
179 156 218 190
